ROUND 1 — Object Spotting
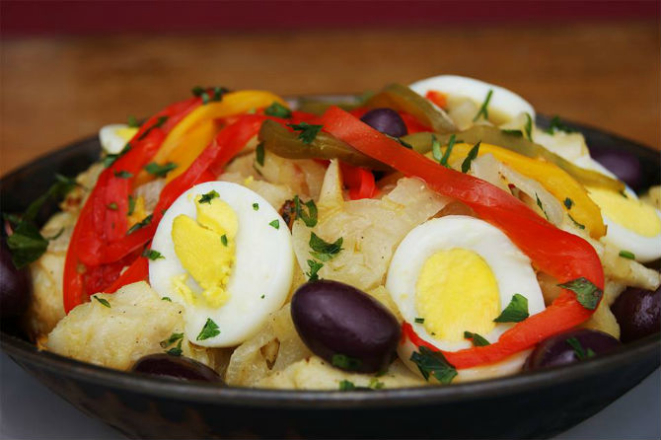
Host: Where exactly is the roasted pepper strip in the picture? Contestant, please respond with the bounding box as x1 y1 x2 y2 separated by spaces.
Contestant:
366 83 456 133
340 162 377 200
441 142 606 239
320 106 604 369
403 126 624 192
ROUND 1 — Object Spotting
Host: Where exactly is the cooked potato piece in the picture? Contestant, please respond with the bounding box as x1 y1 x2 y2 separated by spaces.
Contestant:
47 282 215 371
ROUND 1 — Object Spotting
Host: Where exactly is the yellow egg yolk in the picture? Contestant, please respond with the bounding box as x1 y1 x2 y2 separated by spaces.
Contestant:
171 195 238 308
115 126 139 142
588 187 661 237
415 248 500 342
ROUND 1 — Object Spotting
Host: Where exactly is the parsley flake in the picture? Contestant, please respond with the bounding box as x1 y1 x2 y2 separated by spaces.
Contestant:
524 113 533 139
568 214 585 230
410 346 457 384
160 332 184 349
137 116 168 140
252 203 259 211
306 259 323 281
331 354 362 371
127 115 139 128
269 219 280 229
221 234 228 247
440 135 458 168
264 102 292 119
464 331 491 347
564 197 574 209
501 129 523 137
162 297 172 302
93 296 111 308
294 195 318 227
144 162 177 177
103 144 131 168
619 250 636 260
339 380 356 391
107 202 118 211
126 214 152 235
198 190 219 204
566 337 595 360
414 317 425 324
196 318 220 341
255 142 265 166
309 233 343 261
192 86 229 104
287 122 323 144
114 170 133 179
546 116 576 134
166 340 183 357
536 194 549 220
143 248 164 261
473 89 493 122
558 277 603 310
494 293 529 322
368 377 385 390
461 141 481 173
431 135 442 163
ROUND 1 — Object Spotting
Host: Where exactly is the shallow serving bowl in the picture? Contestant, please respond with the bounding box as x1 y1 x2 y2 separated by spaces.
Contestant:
1 106 660 439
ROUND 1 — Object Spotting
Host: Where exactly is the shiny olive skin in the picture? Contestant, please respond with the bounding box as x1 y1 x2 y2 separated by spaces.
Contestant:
0 243 32 319
591 149 643 191
291 280 400 373
360 108 408 138
131 354 224 383
524 329 620 371
611 285 660 343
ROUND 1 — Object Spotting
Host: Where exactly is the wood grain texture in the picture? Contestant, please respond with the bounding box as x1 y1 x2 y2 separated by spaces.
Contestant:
1 21 659 175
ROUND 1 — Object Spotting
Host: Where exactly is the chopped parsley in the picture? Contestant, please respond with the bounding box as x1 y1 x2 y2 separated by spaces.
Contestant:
501 129 523 137
126 214 153 235
568 213 585 230
114 170 133 179
331 354 362 371
269 219 280 229
160 332 184 349
137 116 168 140
431 134 442 163
162 297 172 302
4 174 78 268
107 202 118 211
545 116 576 134
566 337 595 360
93 296 111 308
142 248 164 261
619 250 636 260
564 197 574 209
473 89 493 122
339 380 356 391
192 86 229 104
166 340 183 357
410 346 457 384
261 294 265 299
198 190 219 204
524 113 533 139
309 233 343 262
127 115 139 128
535 194 549 220
103 144 131 168
221 234 228 247
558 277 603 310
264 102 292 119
494 293 529 323
414 317 425 324
127 195 136 216
196 318 220 341
464 331 491 347
440 134 458 168
306 259 323 281
144 161 177 177
255 142 265 166
461 141 481 173
252 203 260 211
368 377 385 390
294 195 318 227
287 122 323 144
387 135 413 149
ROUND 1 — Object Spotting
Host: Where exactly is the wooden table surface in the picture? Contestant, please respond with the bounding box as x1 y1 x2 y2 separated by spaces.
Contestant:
1 20 659 175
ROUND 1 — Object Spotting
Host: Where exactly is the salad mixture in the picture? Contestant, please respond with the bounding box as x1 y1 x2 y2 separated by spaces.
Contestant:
3 75 660 390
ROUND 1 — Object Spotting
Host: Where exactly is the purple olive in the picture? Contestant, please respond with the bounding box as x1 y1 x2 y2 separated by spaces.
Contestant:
291 280 400 373
360 108 408 138
131 354 224 383
524 329 620 371
590 149 643 191
0 243 32 319
611 285 660 343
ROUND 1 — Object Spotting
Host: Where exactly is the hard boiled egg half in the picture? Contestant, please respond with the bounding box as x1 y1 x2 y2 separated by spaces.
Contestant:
572 156 661 263
409 75 535 127
386 215 546 381
99 124 139 154
149 181 294 347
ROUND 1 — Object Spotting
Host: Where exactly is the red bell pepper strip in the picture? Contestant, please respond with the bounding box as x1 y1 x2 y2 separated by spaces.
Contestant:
320 106 604 369
425 90 447 109
103 256 149 294
339 162 377 200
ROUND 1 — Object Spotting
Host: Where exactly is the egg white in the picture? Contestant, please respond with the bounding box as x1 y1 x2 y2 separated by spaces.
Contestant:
149 181 294 347
409 74 536 122
99 124 134 154
386 215 545 353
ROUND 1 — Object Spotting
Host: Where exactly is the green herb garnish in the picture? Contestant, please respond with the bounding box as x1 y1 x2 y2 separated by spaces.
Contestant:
107 202 118 211
255 142 265 166
294 195 318 227
309 232 343 261
501 129 523 137
160 332 184 349
339 380 356 391
494 293 529 323
536 194 549 220
287 122 323 144
162 297 172 302
473 89 493 122
166 340 183 357
414 317 425 324
143 248 164 261
126 214 153 235
564 197 574 209
196 318 220 341
439 134 458 168
306 259 323 281
410 346 457 384
221 234 228 247
368 378 385 390
192 86 229 104
464 331 491 347
524 113 533 139
137 116 168 140
198 190 219 204
252 203 259 211
93 296 111 308
461 141 481 173
619 250 636 260
114 170 133 179
431 134 442 163
144 162 177 177
127 115 139 128
566 337 595 360
568 213 585 230
264 102 292 119
558 277 603 310
545 116 576 134
128 195 137 216
331 354 362 371
269 219 280 229
103 144 131 168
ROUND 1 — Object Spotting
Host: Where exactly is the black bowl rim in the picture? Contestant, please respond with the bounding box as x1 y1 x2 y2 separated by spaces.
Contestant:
1 109 660 410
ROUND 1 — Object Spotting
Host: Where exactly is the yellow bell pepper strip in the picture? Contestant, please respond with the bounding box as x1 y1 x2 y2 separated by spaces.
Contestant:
135 90 288 185
441 142 606 239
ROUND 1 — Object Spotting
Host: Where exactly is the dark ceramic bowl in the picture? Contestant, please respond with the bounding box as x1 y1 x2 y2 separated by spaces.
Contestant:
1 109 660 439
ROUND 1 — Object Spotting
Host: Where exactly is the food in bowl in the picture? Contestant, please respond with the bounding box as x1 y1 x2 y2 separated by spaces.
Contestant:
2 75 660 390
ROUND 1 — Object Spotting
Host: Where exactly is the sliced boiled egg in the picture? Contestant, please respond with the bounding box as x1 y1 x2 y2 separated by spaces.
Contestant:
573 156 661 262
99 124 139 154
149 181 294 347
409 75 535 125
386 215 545 381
